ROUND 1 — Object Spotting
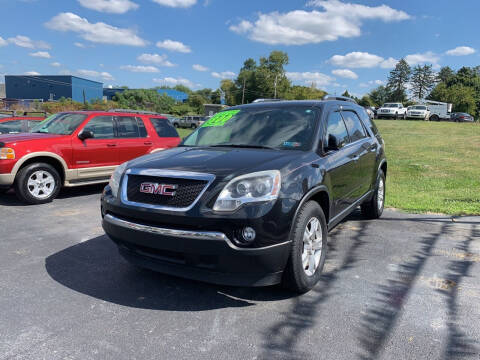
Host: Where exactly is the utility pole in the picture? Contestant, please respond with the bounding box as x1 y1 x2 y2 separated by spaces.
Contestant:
274 74 278 99
242 77 246 104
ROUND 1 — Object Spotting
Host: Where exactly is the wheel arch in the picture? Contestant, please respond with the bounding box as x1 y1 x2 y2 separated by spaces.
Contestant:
13 152 68 183
289 185 331 239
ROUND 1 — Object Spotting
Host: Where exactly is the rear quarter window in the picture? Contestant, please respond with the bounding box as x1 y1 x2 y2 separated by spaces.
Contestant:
150 118 179 138
357 108 379 136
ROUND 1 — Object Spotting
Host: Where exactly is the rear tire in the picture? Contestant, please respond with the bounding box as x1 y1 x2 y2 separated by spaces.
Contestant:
14 163 61 205
361 171 385 219
173 123 179 128
430 114 439 122
282 201 327 293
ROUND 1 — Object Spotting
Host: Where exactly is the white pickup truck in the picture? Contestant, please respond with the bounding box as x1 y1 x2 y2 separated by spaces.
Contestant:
377 103 407 119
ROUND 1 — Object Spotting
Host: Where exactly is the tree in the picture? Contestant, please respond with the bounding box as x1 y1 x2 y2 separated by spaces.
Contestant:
410 64 436 100
387 59 411 102
358 95 374 107
235 58 258 104
113 89 175 113
284 85 326 100
437 66 455 84
255 51 291 99
220 79 238 106
428 82 476 114
342 90 351 98
368 86 390 107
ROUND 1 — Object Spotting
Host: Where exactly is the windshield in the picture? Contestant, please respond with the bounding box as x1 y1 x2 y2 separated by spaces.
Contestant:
31 113 88 135
383 104 398 108
411 106 427 110
181 106 318 151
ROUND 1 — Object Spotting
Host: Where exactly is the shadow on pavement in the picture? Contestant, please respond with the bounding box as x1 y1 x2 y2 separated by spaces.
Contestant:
0 184 105 206
259 213 370 359
45 234 295 312
436 226 479 359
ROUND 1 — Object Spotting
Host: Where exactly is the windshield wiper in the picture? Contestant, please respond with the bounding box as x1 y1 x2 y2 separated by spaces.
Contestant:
208 144 277 150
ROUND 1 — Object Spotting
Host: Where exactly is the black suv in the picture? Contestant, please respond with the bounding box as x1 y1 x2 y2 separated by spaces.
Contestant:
101 98 387 293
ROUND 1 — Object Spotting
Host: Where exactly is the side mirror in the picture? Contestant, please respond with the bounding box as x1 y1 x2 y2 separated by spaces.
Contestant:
325 134 341 151
78 130 94 140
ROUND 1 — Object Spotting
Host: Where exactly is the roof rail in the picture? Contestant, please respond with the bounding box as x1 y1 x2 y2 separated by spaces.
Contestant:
252 98 283 103
107 108 161 115
322 95 357 104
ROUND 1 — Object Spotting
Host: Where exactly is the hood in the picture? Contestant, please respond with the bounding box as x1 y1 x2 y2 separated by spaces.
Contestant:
0 133 64 145
128 146 300 180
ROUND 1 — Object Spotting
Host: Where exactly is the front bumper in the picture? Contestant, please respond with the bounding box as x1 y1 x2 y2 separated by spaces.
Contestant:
378 112 397 118
102 213 291 286
407 113 426 119
0 173 14 186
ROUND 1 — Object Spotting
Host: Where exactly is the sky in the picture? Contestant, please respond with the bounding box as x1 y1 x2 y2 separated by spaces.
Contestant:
0 0 479 97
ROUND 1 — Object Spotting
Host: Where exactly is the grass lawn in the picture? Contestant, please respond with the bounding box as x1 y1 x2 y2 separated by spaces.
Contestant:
376 120 480 215
176 121 480 215
176 128 193 139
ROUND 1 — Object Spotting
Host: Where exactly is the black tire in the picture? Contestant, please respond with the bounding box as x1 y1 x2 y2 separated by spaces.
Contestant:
430 115 439 122
191 123 197 129
173 123 179 128
282 201 328 293
14 163 61 205
361 170 385 219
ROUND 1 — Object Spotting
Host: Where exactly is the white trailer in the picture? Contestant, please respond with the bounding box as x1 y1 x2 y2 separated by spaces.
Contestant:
423 100 452 121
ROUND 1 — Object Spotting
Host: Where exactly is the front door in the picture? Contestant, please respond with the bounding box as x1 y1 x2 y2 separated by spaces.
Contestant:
72 115 118 181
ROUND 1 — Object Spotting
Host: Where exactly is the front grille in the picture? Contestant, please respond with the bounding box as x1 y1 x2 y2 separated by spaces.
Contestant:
126 175 208 208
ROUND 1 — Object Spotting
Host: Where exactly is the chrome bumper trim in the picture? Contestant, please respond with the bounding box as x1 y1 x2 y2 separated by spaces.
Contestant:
104 214 228 241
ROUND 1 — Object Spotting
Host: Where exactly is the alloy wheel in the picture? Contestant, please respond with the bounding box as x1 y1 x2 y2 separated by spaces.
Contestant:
27 170 55 200
302 217 323 276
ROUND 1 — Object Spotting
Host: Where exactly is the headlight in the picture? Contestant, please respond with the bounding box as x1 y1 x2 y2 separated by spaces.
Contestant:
213 170 281 212
109 162 128 197
0 148 15 160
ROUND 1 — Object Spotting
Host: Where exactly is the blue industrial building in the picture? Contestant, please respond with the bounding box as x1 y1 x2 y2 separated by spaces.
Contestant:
5 75 103 103
157 89 188 102
103 88 126 101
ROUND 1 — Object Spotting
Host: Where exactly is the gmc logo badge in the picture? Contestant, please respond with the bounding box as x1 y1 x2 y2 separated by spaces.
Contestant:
139 183 178 196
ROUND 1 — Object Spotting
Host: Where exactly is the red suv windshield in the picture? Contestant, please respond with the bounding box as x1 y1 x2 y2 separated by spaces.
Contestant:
32 113 88 135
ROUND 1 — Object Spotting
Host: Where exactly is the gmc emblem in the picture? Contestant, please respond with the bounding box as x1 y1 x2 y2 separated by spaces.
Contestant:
139 183 178 196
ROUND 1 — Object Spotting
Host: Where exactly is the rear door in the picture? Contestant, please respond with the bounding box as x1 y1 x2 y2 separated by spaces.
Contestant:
115 116 152 163
72 115 118 180
149 117 181 149
341 109 376 200
323 109 358 215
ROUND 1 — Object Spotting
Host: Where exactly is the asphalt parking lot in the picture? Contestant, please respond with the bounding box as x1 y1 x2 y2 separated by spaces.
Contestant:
1 186 479 360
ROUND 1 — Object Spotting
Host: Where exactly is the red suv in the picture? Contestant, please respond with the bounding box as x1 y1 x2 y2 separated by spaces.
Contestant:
0 110 181 204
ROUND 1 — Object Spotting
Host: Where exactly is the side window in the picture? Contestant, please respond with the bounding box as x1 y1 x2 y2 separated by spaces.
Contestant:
341 111 367 142
0 120 23 134
325 111 349 150
358 108 378 136
116 116 141 138
150 118 179 138
83 116 115 139
27 120 41 131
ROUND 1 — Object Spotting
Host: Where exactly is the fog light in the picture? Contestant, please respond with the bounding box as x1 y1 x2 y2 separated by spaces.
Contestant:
242 227 256 242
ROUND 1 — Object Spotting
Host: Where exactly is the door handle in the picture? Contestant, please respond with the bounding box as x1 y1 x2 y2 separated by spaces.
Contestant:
144 142 153 145
349 154 360 161
107 143 117 147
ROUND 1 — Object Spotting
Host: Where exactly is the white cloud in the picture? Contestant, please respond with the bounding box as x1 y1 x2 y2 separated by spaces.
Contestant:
229 20 253 34
286 71 334 87
331 69 357 79
446 46 475 56
24 71 41 75
329 52 382 68
152 0 196 8
77 69 115 81
405 51 440 67
78 0 139 13
29 51 51 59
74 42 86 48
211 71 236 79
156 39 191 53
0 36 7 47
51 62 61 67
137 53 175 67
8 35 50 49
380 57 398 69
192 64 209 72
329 52 398 69
229 0 410 45
359 79 385 88
120 65 160 73
153 77 199 89
46 12 147 46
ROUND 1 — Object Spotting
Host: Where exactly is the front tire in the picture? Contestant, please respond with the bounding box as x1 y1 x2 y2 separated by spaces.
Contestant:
361 170 385 219
14 163 61 204
282 201 328 293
